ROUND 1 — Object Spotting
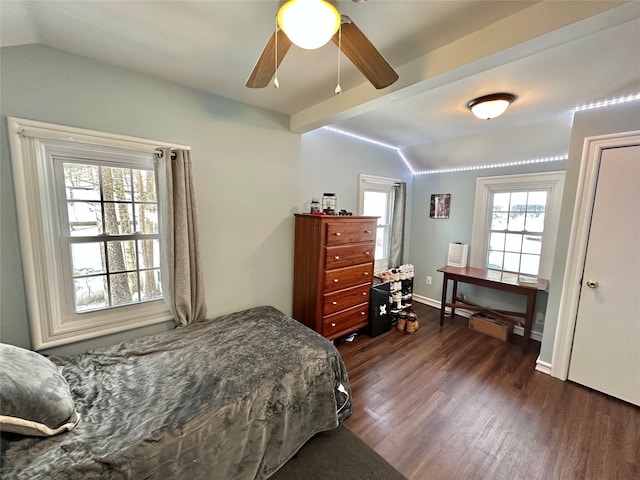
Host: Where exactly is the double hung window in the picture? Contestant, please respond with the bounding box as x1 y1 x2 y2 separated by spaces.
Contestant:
57 160 162 312
470 172 565 280
8 117 177 349
358 174 398 271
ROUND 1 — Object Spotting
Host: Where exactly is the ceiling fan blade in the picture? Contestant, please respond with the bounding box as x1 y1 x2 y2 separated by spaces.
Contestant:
332 16 398 89
246 29 292 88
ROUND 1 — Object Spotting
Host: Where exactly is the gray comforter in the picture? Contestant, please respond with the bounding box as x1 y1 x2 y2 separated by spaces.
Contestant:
1 306 352 479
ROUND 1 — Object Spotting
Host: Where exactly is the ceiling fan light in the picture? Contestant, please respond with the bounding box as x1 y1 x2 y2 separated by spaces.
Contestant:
277 0 341 50
467 93 516 120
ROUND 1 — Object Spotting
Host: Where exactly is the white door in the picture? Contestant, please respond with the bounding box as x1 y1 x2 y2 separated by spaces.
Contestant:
568 144 640 406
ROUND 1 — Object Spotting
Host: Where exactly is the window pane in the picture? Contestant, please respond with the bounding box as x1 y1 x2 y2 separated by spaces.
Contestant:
135 204 158 234
103 203 134 235
527 191 547 211
503 252 520 272
507 211 525 231
505 233 522 252
71 242 105 276
68 201 103 236
101 167 132 202
110 272 138 306
526 212 545 232
487 250 503 269
521 254 540 275
509 192 528 211
522 235 542 254
489 232 505 250
74 276 107 311
64 163 100 200
138 239 160 269
491 212 508 230
493 192 510 212
106 240 136 273
375 226 387 260
363 191 388 224
140 269 162 301
134 169 157 202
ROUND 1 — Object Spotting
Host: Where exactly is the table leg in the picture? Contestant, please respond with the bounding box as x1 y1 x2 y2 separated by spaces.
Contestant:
451 280 458 319
522 291 536 353
440 275 448 326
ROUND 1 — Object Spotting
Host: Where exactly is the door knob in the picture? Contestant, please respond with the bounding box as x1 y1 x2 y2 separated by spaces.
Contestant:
586 279 599 288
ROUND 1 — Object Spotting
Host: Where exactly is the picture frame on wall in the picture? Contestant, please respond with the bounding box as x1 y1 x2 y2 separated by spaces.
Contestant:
430 193 450 219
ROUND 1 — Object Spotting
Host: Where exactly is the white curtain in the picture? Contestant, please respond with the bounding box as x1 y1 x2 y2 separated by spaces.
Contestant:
157 148 207 326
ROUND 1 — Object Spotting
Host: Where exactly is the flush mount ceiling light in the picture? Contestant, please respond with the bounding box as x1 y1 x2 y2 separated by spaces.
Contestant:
277 0 341 50
467 93 517 120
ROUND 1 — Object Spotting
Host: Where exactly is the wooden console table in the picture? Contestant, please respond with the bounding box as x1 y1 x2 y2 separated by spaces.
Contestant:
437 266 549 352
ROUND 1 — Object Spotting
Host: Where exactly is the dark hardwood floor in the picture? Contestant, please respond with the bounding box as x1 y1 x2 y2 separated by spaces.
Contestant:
336 302 640 480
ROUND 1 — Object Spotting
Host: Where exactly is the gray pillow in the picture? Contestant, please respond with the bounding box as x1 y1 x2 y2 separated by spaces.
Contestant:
0 343 80 436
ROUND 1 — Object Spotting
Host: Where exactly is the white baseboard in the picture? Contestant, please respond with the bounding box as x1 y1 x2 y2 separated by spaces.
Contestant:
412 294 440 309
412 294 543 342
535 358 553 375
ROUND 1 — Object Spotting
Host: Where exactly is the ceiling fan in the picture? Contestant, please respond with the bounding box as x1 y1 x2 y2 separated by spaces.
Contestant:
246 0 399 90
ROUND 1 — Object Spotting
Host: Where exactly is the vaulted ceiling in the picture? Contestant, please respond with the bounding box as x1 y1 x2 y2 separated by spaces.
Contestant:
2 1 639 171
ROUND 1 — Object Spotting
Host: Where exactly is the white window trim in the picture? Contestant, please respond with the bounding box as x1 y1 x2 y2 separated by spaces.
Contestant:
8 117 188 350
358 174 400 272
470 171 565 280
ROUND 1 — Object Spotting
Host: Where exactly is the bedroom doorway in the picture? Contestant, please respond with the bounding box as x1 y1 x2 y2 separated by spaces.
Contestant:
568 142 639 406
552 130 640 406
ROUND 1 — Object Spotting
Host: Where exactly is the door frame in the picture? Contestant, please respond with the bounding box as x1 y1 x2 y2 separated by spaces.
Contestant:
551 130 640 380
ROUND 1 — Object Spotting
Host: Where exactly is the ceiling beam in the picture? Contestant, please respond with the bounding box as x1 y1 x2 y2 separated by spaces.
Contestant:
289 0 639 134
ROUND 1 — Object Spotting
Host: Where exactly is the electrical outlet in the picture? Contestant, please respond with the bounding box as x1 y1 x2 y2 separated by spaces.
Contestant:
535 312 545 324
426 275 432 285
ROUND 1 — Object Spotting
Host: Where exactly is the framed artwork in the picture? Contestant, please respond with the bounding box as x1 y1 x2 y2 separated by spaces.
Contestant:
430 193 450 219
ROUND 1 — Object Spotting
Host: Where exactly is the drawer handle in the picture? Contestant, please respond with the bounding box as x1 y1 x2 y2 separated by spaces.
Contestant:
335 232 341 237
331 322 336 327
332 301 338 305
334 256 340 260
365 251 370 255
333 279 339 283
362 292 367 296
363 272 369 276
364 230 372 234
360 311 366 316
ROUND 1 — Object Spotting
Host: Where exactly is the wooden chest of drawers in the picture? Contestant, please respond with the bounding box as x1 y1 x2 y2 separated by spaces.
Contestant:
293 214 377 340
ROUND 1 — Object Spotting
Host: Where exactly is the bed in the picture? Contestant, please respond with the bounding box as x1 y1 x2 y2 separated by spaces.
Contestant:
0 306 352 479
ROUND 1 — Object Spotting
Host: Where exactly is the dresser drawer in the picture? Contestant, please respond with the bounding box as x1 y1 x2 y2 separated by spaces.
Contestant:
323 284 370 316
325 243 374 270
325 220 377 245
323 303 369 338
324 263 374 293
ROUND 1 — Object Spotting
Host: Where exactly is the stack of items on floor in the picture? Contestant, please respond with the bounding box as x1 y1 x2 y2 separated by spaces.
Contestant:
377 264 419 334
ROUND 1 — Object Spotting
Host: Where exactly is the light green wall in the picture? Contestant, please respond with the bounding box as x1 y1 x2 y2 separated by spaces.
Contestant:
539 100 640 363
408 161 566 336
0 44 409 355
5 44 633 361
299 128 413 254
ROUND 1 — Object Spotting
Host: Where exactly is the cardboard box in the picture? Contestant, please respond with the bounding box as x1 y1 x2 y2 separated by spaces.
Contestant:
469 314 512 341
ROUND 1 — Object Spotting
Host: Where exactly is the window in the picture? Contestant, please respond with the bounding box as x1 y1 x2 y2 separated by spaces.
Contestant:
56 160 162 312
8 117 183 349
358 174 398 271
470 172 565 279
